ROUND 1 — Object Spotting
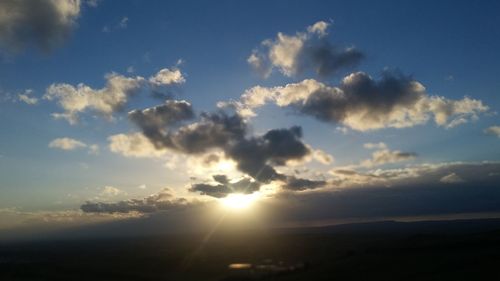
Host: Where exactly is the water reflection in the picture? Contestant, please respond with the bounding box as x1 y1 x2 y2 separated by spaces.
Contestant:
228 263 252 269
226 259 309 280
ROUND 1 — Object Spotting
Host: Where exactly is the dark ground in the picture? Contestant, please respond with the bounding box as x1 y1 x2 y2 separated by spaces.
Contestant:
1 218 500 281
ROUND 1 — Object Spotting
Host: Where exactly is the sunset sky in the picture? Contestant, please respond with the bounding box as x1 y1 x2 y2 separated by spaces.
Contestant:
1 0 500 236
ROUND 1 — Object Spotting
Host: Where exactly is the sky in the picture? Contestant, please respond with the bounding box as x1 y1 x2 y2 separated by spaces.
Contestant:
1 0 500 238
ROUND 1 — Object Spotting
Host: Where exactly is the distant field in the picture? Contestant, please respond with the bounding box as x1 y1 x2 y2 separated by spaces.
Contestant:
1 219 500 281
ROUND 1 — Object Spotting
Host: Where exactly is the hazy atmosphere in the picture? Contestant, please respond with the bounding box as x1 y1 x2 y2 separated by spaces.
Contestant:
1 1 500 280
1 0 500 238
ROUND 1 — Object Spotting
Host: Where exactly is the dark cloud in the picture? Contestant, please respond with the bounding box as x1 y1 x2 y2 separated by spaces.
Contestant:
226 126 310 182
165 112 247 154
74 162 500 238
282 176 326 191
130 103 313 184
131 110 247 154
300 71 423 124
270 163 500 222
212 174 229 184
189 177 261 198
239 70 487 131
0 0 81 53
129 100 195 147
81 188 188 214
188 183 232 199
302 39 364 77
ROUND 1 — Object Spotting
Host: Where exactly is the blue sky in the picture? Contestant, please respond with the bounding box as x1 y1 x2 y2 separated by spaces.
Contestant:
0 0 500 234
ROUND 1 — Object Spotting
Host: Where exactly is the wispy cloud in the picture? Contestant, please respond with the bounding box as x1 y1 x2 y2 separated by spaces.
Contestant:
49 137 99 154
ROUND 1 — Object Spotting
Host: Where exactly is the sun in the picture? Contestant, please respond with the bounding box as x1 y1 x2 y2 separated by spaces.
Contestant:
220 193 259 210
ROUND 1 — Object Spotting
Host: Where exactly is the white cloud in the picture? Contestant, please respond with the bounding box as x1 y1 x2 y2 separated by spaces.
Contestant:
108 133 168 158
248 21 363 77
49 137 99 154
0 208 140 231
313 149 334 165
148 68 185 86
44 68 186 124
440 172 465 184
88 144 100 155
361 149 416 168
85 0 99 7
265 31 305 77
357 142 416 168
17 89 38 105
119 17 128 29
307 20 330 37
100 186 126 197
102 16 129 33
45 73 144 124
363 142 387 150
49 137 87 150
330 161 496 189
485 126 500 138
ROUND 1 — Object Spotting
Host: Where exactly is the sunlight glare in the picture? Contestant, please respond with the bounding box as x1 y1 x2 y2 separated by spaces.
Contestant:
220 193 259 210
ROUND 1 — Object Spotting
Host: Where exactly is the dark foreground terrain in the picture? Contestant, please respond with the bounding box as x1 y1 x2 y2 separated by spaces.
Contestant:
1 219 500 281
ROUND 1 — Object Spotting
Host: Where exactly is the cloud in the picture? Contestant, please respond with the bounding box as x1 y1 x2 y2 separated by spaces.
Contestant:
17 89 38 105
73 162 500 234
363 142 387 150
0 208 140 232
108 132 168 158
81 188 188 213
131 110 247 154
45 73 144 124
128 100 195 147
44 68 186 124
0 0 81 54
330 161 498 189
307 21 330 37
48 137 99 154
312 149 334 165
485 126 500 138
85 0 99 7
267 164 500 224
49 137 87 150
231 71 488 131
226 126 310 182
190 176 261 198
281 176 326 191
148 68 185 86
440 172 465 184
100 186 126 197
102 16 129 33
357 142 416 168
88 144 99 155
248 21 363 78
119 17 128 28
128 100 319 188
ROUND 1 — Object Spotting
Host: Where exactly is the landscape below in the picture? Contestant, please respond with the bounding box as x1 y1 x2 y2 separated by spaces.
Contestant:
1 218 500 281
